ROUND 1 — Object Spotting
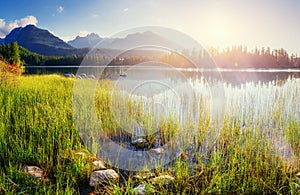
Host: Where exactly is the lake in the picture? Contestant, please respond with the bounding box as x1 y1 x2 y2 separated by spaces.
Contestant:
24 65 300 85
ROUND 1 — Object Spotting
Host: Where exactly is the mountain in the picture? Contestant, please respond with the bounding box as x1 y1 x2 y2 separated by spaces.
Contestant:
3 25 88 56
68 31 182 51
99 31 183 51
0 38 3 44
2 25 182 56
68 33 102 48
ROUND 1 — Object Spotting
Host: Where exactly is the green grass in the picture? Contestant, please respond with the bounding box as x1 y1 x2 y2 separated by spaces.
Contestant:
0 75 299 194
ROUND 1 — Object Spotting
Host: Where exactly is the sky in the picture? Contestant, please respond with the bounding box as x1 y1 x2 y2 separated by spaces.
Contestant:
0 0 300 54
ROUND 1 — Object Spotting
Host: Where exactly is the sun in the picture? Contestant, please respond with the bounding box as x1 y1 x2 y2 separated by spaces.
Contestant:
198 12 235 49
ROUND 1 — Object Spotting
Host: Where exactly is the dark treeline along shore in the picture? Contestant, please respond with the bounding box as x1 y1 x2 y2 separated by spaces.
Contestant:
1 43 300 72
17 44 300 69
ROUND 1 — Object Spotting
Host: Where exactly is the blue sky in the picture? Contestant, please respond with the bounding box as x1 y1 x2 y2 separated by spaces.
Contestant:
1 0 300 54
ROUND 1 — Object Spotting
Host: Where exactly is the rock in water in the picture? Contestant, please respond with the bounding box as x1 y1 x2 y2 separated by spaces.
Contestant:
89 169 119 187
22 165 44 179
131 124 148 149
131 137 148 149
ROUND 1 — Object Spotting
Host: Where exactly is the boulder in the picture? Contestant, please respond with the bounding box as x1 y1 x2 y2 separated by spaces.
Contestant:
89 169 119 187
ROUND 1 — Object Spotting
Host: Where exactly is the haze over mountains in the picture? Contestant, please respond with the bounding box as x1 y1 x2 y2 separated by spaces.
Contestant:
68 33 103 48
68 31 183 50
1 25 181 56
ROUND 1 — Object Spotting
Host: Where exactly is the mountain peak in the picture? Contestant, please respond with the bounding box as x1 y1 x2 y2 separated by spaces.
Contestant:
24 24 37 28
68 33 102 48
108 30 182 50
4 25 74 56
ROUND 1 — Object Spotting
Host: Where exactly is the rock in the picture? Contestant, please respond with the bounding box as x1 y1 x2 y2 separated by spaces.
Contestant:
89 169 119 187
150 175 175 185
92 160 106 170
133 184 155 195
22 165 44 179
131 138 148 149
133 184 146 195
131 125 148 149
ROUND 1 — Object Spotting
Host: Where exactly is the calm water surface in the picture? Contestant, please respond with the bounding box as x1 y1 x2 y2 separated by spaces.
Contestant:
25 65 300 85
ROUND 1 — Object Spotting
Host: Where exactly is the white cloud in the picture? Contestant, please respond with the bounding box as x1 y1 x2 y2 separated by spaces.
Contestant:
123 8 129 12
0 16 38 38
57 6 64 13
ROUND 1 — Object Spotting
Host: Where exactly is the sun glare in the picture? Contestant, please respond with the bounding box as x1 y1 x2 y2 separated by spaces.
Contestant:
209 18 230 40
199 12 236 50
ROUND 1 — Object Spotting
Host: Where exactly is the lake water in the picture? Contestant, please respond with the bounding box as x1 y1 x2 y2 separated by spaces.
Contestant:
25 65 300 85
69 64 300 171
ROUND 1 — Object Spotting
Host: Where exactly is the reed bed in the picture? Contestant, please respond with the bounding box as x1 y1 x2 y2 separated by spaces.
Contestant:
0 75 299 194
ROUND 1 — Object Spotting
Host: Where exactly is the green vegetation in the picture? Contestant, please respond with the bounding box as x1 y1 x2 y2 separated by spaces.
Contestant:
0 42 22 66
0 75 299 194
3 41 299 71
0 42 24 79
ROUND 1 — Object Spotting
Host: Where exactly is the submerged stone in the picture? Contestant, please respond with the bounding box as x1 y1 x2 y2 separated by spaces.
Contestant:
131 138 148 149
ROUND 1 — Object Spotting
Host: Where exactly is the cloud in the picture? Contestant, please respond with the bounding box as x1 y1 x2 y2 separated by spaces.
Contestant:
123 8 129 12
0 16 38 38
57 6 64 13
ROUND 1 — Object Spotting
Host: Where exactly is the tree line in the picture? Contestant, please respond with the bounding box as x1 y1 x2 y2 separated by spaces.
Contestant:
172 46 300 69
1 42 299 69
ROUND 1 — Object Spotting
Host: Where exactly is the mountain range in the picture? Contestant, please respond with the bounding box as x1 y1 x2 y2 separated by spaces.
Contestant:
68 33 103 48
1 25 181 57
68 31 183 51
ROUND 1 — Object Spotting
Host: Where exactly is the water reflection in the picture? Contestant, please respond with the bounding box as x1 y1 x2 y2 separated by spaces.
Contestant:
25 65 300 85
